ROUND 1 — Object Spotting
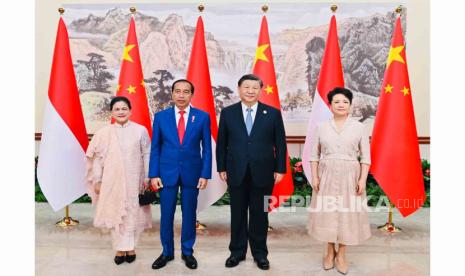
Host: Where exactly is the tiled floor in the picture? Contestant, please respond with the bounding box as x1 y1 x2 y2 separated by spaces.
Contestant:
36 203 429 275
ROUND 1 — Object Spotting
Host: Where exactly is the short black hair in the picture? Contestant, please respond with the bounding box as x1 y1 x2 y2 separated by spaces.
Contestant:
238 74 263 88
327 87 353 104
110 96 131 110
171 79 195 94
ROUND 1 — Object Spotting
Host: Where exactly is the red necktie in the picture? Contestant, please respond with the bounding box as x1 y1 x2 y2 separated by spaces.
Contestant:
178 110 186 144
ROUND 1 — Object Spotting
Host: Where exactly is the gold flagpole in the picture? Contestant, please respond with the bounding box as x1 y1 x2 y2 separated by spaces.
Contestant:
194 3 207 232
377 201 402 233
52 7 80 228
377 5 404 234
259 3 274 233
56 205 80 227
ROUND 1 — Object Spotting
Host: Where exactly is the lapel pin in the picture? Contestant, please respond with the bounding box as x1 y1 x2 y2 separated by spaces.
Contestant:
192 115 195 123
263 110 267 114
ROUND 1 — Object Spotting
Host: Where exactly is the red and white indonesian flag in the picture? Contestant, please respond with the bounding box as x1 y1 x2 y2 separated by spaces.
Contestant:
302 15 344 182
37 18 89 211
187 16 227 213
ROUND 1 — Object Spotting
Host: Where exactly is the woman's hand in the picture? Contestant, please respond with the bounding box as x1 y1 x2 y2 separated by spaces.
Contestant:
356 180 366 196
219 171 227 182
150 177 163 191
311 178 320 193
94 182 101 195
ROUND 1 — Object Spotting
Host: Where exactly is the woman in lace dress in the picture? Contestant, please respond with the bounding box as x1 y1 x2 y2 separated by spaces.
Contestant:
86 96 152 265
307 88 371 274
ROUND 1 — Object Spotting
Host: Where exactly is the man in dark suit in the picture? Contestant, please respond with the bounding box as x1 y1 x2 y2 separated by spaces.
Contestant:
149 79 212 270
216 74 287 270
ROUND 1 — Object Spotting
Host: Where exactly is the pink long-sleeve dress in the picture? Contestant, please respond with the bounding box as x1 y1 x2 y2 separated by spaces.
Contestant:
86 120 152 251
307 118 371 245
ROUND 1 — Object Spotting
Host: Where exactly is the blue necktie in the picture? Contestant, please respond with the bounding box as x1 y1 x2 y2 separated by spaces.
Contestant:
246 108 253 135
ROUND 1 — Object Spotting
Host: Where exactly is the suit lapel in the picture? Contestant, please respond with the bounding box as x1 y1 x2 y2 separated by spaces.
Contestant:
183 107 196 144
250 102 265 138
234 102 249 137
168 107 181 146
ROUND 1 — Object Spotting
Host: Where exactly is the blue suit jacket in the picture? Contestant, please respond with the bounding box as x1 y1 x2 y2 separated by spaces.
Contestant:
149 106 212 187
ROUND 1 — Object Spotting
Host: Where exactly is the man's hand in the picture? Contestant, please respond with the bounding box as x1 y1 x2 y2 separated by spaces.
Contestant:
94 182 101 195
274 172 284 184
150 177 163 191
219 171 228 182
197 178 208 190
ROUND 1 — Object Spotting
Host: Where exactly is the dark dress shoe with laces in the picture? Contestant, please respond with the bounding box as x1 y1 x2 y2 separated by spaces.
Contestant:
254 257 270 270
225 255 246 268
152 254 174 269
125 254 136 263
181 254 198 269
114 255 125 265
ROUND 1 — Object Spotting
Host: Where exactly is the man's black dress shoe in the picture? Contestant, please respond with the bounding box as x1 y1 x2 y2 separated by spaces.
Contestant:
225 255 246 267
254 257 270 270
114 255 125 265
181 254 198 269
152 254 174 269
125 254 136 263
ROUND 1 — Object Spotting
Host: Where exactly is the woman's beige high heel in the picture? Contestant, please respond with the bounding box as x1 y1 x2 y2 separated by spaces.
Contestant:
334 256 349 275
323 249 337 270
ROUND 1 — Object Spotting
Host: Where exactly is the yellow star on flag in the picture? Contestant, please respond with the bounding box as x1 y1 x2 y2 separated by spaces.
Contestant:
387 45 405 68
116 84 121 92
264 85 274 94
126 85 136 94
401 86 410 96
384 84 393 94
122 44 136 63
254 44 269 65
141 80 145 87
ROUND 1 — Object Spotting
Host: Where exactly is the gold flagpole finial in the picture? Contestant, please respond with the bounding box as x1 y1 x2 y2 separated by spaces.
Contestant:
330 5 338 13
395 5 403 15
58 8 65 15
198 4 205 13
262 5 269 13
130 7 136 14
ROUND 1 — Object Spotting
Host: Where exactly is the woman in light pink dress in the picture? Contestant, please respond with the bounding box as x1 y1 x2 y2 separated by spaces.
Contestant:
307 87 371 274
86 96 152 265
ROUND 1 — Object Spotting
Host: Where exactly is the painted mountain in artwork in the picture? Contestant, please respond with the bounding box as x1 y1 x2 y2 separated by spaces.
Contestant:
67 7 405 123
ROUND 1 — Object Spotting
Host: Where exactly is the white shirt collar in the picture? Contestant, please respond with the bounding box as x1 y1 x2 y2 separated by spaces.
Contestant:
175 105 191 115
241 102 258 113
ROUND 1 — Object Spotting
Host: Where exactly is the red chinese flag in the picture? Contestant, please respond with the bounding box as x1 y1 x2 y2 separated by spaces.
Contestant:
187 16 226 213
252 16 294 211
370 17 426 217
115 17 152 137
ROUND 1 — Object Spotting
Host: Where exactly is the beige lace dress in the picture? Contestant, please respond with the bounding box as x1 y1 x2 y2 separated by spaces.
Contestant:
86 121 152 251
307 118 371 245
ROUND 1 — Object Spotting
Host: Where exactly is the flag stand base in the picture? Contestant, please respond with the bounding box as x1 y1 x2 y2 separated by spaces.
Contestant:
56 217 79 227
377 203 402 233
377 222 402 233
196 220 207 231
56 206 79 227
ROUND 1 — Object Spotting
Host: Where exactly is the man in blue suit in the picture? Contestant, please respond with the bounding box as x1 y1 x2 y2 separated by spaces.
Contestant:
149 79 212 270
